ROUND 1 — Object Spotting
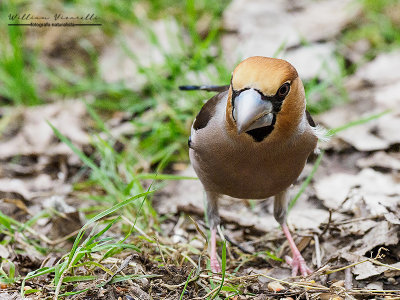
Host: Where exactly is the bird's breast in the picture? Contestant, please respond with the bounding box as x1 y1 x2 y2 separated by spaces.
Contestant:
190 126 316 199
189 93 317 199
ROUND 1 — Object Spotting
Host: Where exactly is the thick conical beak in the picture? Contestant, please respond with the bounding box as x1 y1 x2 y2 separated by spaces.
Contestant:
233 88 273 134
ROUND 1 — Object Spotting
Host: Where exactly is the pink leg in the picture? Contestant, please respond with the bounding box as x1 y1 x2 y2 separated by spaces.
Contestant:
282 224 312 277
210 228 221 273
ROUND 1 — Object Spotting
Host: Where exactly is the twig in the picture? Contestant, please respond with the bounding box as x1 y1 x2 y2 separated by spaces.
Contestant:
367 258 400 272
314 234 321 268
202 286 220 299
329 216 378 226
325 260 368 274
345 267 352 290
319 209 332 237
197 220 252 254
188 216 207 243
226 236 252 254
46 229 82 245
326 258 400 275
104 255 133 286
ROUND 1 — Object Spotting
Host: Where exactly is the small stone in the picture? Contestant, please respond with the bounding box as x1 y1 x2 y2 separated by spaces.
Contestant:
267 281 285 292
331 280 345 287
0 245 9 259
365 281 383 290
189 239 204 250
387 277 396 284
319 294 343 300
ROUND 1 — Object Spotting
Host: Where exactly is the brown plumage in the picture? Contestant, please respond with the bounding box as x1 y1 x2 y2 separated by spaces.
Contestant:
186 56 319 276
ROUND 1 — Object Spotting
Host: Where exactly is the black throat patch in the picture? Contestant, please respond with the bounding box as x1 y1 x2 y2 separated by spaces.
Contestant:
230 84 289 142
245 114 277 142
231 88 283 142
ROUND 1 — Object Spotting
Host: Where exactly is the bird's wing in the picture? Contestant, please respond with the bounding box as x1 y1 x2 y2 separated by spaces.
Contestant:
193 91 227 130
179 85 230 93
305 110 328 161
306 110 316 127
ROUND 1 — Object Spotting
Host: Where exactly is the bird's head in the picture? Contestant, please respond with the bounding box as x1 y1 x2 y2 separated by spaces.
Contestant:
226 56 306 142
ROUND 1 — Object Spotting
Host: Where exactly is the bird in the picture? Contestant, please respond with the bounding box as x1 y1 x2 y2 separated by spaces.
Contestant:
181 56 321 277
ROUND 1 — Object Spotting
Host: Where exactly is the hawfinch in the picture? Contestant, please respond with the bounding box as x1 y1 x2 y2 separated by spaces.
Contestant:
183 56 319 276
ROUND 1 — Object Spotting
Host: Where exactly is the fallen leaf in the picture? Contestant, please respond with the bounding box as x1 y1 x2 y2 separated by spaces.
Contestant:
314 168 400 217
99 18 184 91
354 51 400 86
0 175 71 201
353 261 387 280
352 221 399 257
357 151 400 171
222 0 360 75
365 281 383 290
0 245 9 259
0 101 88 159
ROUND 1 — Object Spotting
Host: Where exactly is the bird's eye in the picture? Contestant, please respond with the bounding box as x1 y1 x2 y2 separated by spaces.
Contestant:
277 83 290 98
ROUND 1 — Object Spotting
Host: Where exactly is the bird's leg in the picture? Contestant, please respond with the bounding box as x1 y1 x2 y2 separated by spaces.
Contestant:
206 191 221 273
210 227 221 273
274 190 312 277
281 223 312 277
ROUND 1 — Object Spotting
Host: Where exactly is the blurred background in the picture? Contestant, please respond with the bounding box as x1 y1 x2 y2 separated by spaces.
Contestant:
1 0 399 165
1 0 400 298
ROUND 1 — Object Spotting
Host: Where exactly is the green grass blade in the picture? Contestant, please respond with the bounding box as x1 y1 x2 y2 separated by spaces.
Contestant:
90 243 141 253
85 102 111 135
108 274 161 284
85 190 155 229
67 190 154 266
327 110 391 136
179 269 194 300
87 218 119 246
289 151 324 211
48 121 100 173
62 275 97 283
135 173 198 180
21 267 55 297
211 240 227 300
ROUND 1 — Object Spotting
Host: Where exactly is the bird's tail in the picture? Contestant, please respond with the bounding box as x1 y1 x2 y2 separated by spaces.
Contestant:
179 85 229 93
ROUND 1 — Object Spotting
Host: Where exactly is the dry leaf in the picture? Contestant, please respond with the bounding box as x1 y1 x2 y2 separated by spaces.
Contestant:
352 221 399 257
222 0 360 75
0 100 88 159
315 168 400 216
99 18 184 91
354 51 400 86
357 151 400 171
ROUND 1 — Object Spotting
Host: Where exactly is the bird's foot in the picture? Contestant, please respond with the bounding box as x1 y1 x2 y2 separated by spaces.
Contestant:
210 257 221 273
285 254 312 277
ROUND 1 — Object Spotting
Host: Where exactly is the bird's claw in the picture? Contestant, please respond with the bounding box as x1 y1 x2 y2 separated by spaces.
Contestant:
285 255 312 277
210 257 221 273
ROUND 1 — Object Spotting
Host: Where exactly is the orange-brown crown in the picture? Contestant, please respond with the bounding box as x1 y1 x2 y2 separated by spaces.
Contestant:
232 56 298 95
